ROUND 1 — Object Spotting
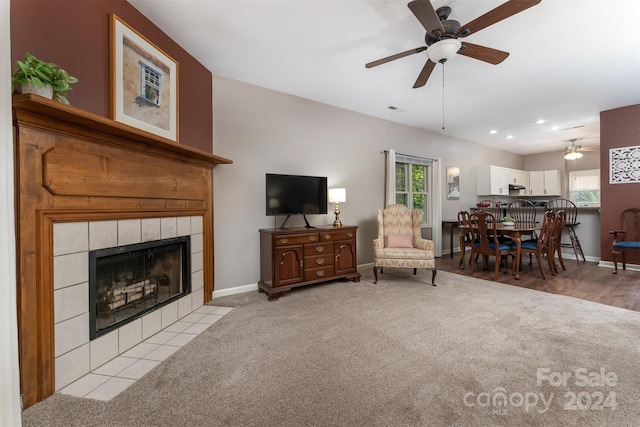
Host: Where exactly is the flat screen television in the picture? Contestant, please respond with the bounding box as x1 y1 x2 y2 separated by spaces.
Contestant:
266 173 327 229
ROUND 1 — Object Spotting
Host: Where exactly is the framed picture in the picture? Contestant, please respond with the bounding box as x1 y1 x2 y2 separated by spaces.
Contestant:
110 14 178 141
446 166 460 199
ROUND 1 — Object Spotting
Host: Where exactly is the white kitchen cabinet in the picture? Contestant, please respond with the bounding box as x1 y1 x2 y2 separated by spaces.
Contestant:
528 170 561 196
478 165 529 196
477 165 509 195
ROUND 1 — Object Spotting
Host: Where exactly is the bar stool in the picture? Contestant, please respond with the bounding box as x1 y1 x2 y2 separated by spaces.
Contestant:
545 199 586 262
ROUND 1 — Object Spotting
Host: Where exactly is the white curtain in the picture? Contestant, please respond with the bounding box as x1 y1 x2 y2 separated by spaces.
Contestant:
1 0 23 424
432 159 442 257
384 149 396 207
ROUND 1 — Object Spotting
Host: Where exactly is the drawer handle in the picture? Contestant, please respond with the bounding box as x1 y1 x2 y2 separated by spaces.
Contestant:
347 232 353 238
300 260 303 268
280 238 288 244
308 235 316 241
316 270 325 277
324 234 331 240
316 258 324 265
315 246 325 253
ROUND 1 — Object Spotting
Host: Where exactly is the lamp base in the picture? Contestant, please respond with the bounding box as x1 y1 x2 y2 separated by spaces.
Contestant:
333 203 342 227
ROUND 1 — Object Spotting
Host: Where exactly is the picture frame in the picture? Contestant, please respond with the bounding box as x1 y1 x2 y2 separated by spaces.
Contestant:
446 166 460 199
110 14 178 142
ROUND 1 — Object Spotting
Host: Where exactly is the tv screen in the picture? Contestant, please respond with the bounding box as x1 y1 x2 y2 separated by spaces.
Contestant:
266 174 328 216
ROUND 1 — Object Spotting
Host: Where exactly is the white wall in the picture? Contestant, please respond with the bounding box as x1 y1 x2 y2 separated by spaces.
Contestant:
212 76 522 292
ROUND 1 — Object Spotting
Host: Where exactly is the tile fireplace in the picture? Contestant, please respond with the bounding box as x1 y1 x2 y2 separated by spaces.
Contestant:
90 236 191 339
54 216 203 391
13 95 232 407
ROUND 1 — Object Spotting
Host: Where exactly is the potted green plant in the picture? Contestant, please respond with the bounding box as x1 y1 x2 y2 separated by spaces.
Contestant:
11 51 78 105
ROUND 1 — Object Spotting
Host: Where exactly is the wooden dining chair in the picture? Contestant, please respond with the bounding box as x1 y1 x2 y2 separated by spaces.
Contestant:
457 210 475 269
469 211 516 280
515 210 556 279
550 210 567 274
476 200 503 220
507 199 537 227
610 208 640 274
545 199 585 263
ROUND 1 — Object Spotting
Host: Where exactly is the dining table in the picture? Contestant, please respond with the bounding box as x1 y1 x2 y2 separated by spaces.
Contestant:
458 221 541 280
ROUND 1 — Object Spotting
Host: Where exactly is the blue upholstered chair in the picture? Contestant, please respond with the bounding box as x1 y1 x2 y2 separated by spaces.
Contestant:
611 208 640 274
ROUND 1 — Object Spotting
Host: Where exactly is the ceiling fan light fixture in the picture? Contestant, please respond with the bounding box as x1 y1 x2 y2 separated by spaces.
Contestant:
426 39 462 63
564 139 584 160
564 151 582 160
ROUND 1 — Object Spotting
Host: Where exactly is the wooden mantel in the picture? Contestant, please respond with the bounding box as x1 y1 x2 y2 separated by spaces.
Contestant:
12 94 231 408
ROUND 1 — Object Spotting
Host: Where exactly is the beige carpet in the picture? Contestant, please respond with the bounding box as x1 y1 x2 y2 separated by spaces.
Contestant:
22 269 640 426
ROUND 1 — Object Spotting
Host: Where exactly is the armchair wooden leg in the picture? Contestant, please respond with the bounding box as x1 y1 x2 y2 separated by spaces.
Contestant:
413 268 417 275
373 266 380 283
431 269 437 286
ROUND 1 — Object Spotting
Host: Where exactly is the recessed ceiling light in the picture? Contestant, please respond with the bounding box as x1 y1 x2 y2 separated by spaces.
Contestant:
536 119 545 124
550 126 559 131
506 135 514 139
489 130 497 134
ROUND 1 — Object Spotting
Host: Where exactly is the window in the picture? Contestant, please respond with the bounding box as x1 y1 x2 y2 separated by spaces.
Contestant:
569 169 600 206
395 155 433 226
140 63 161 105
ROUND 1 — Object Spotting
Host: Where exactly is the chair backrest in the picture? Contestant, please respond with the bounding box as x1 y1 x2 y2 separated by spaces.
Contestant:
508 199 537 224
458 210 473 243
377 204 422 247
552 209 567 248
469 211 500 253
546 199 578 225
619 208 640 242
476 200 502 221
537 210 556 250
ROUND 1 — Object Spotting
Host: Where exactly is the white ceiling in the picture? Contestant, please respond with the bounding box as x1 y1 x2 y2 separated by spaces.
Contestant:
128 0 640 155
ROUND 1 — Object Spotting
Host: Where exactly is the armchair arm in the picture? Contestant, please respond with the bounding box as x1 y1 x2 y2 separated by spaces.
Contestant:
414 238 434 251
373 238 384 251
609 230 626 242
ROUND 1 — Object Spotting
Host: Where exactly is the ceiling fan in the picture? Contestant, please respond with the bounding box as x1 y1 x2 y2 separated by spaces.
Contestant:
366 0 541 88
564 138 599 160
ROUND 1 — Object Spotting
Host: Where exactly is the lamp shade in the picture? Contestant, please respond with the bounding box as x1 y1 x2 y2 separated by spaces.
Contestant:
426 39 461 64
328 188 346 203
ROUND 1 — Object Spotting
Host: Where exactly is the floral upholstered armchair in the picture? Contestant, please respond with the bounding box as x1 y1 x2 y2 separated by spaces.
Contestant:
373 204 436 285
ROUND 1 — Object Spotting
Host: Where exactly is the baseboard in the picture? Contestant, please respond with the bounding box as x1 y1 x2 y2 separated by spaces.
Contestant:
598 261 640 272
212 283 258 299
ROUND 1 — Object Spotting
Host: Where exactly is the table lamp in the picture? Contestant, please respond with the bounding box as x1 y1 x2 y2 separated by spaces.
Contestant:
328 188 346 227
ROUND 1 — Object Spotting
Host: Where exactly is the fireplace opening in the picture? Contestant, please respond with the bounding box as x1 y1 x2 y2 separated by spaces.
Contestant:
89 236 191 339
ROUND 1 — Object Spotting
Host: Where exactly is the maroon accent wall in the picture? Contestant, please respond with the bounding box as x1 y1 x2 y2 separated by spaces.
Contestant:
599 104 640 264
10 0 212 153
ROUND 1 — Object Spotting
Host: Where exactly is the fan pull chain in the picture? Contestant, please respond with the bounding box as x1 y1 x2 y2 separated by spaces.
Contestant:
441 63 446 130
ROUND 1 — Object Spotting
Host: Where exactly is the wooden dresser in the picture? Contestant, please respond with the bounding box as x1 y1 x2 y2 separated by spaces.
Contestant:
258 225 360 300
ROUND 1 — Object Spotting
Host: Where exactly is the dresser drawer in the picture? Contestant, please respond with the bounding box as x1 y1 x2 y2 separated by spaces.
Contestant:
304 265 335 281
305 254 334 268
320 230 355 241
303 242 333 256
274 233 319 246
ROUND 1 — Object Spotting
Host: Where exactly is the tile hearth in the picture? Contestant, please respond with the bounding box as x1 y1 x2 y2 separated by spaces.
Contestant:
59 304 232 401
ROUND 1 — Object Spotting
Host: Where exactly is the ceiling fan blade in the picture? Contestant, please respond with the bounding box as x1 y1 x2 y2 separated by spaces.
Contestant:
459 42 509 64
456 0 541 37
413 60 436 88
365 46 427 68
408 0 445 36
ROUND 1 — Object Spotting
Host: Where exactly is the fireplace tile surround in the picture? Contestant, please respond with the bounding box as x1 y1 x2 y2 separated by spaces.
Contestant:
53 215 204 391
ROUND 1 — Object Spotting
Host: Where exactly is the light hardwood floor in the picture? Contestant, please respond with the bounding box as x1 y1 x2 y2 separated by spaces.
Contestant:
436 252 640 312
